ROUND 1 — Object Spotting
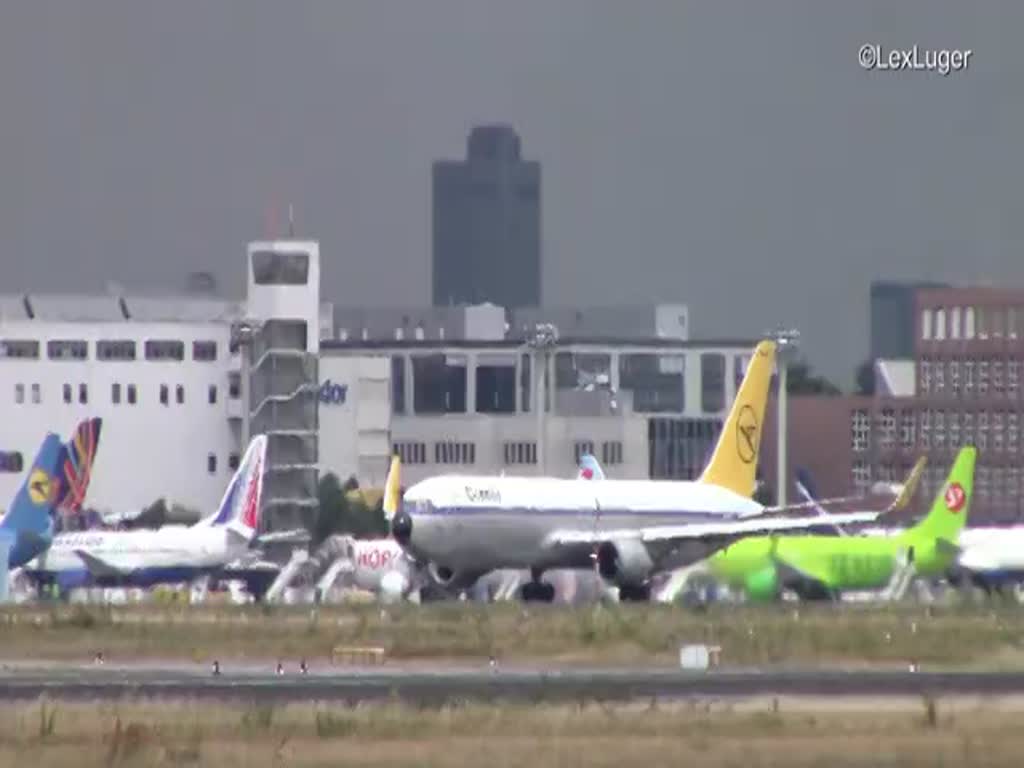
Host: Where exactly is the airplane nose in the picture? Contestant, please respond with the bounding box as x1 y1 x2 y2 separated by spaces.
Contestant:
391 510 413 546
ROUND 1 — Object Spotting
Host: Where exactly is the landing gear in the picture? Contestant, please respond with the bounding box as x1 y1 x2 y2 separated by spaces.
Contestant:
618 584 651 602
520 569 556 603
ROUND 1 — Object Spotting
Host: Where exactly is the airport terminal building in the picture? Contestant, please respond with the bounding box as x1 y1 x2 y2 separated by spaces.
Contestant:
0 238 758 529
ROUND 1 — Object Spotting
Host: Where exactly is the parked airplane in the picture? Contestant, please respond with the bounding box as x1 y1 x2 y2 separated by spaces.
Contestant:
391 339 883 602
705 446 976 601
24 434 267 594
947 527 1024 593
1 418 103 570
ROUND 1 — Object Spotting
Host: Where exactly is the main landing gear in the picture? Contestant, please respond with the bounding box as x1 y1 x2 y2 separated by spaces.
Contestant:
520 569 556 603
618 584 651 602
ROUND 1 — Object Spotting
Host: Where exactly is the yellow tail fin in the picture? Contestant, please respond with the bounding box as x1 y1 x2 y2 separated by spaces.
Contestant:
698 340 777 496
382 454 401 521
888 455 927 512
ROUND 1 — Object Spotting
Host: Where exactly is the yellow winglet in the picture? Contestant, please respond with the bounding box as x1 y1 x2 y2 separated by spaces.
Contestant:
698 340 777 497
382 454 401 521
888 455 927 512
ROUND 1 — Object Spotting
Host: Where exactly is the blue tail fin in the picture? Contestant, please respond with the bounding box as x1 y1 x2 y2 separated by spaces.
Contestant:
1 434 64 539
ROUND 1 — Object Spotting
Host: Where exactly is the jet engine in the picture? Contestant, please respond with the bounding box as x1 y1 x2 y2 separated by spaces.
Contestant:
744 566 780 602
427 562 483 592
595 539 654 587
379 570 410 604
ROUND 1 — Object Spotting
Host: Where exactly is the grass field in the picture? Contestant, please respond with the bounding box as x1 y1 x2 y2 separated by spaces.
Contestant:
3 601 1024 668
2 695 1023 767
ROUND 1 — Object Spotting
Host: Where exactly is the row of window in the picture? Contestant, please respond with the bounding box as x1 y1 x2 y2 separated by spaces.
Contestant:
392 439 626 467
852 408 1024 454
919 358 1021 399
921 305 1023 342
0 338 220 362
13 382 228 406
0 450 241 475
853 460 1023 504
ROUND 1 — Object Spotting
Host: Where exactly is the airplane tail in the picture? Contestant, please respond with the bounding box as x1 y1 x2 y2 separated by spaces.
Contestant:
383 454 401 522
54 417 103 515
196 435 267 542
698 340 776 497
902 446 975 544
0 433 66 539
577 454 606 480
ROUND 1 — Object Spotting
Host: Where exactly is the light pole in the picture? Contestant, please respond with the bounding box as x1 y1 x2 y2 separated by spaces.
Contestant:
771 329 801 508
525 323 558 476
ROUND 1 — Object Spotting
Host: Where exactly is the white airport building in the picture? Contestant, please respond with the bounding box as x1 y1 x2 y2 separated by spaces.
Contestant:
0 238 758 530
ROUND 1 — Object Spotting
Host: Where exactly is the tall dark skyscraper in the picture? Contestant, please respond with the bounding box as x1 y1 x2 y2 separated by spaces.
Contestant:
432 124 541 308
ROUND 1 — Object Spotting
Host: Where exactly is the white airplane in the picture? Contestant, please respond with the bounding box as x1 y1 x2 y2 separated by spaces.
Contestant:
23 435 267 594
391 339 883 602
947 527 1024 593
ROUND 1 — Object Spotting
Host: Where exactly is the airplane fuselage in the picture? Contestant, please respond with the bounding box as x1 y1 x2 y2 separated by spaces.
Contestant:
24 527 245 589
396 475 763 578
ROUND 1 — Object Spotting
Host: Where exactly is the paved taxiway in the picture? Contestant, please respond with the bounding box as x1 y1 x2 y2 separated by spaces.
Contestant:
3 663 1024 704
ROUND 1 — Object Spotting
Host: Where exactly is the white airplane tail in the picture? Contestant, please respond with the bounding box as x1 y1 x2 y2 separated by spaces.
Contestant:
194 434 267 544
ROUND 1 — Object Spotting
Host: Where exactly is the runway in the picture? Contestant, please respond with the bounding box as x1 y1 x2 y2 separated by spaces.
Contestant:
4 662 1024 704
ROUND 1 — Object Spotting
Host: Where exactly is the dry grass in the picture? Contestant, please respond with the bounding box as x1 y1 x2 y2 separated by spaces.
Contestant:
0 696 1022 767
3 601 1024 668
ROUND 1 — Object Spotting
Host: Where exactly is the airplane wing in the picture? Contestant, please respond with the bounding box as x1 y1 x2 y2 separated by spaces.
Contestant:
73 550 127 578
548 511 882 548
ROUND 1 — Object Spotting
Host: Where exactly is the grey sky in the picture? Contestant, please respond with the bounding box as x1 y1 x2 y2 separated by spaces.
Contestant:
1 2 1021 384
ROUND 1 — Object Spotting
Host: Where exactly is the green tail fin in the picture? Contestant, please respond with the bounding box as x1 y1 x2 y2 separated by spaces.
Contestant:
904 445 976 543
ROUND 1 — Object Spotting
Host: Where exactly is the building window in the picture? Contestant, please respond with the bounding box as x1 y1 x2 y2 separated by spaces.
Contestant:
573 440 595 465
208 385 217 404
393 441 426 465
30 383 40 404
921 309 933 340
877 408 896 450
1009 307 1020 340
949 410 961 449
1008 467 1021 500
963 411 975 446
47 340 88 361
951 307 962 339
0 451 24 473
176 384 185 404
700 353 726 413
949 360 961 396
619 353 685 413
965 307 976 339
1009 413 1020 456
899 410 915 448
412 354 467 414
228 372 241 399
601 441 624 466
979 361 990 395
78 383 87 404
933 362 946 394
503 441 537 465
228 453 240 471
993 361 1005 397
993 412 1006 453
475 356 517 414
933 410 946 450
14 383 24 404
977 465 991 502
934 308 946 340
392 355 406 415
0 339 40 359
62 383 72 404
127 384 137 405
97 340 136 361
918 409 931 449
207 454 217 474
964 361 976 396
1009 360 1020 400
434 441 476 465
851 409 870 453
851 460 871 494
144 340 185 361
112 383 121 404
192 340 218 362
919 360 932 394
159 384 169 405
977 411 989 450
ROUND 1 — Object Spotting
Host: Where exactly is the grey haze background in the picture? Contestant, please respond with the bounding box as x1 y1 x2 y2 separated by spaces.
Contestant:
1 2 1021 385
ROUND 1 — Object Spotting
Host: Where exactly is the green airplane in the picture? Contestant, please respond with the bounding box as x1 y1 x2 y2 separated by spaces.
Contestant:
707 445 976 601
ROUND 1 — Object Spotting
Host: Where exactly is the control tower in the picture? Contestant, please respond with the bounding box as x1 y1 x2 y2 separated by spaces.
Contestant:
239 240 321 533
